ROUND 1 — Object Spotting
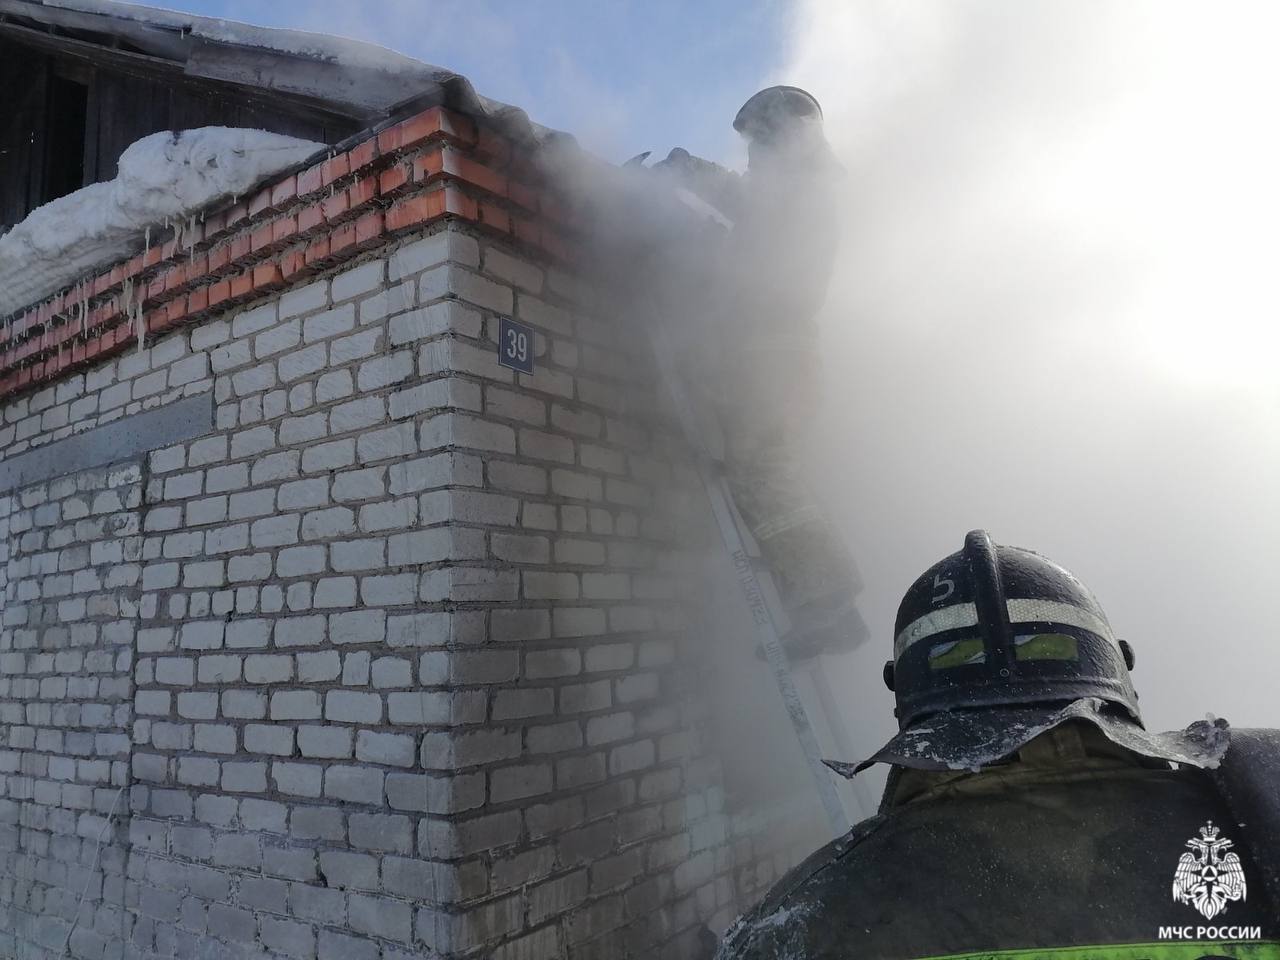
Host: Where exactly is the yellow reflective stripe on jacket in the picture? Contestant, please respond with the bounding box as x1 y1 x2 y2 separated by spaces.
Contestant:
916 942 1280 960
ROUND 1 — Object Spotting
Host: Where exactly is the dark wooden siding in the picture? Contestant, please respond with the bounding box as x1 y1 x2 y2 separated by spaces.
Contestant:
0 41 49 227
0 36 363 232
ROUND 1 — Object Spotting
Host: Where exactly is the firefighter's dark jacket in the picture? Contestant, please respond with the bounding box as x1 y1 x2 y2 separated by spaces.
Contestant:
717 722 1280 960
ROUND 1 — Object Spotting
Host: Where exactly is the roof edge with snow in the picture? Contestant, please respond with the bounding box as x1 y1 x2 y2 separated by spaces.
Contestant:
0 98 588 404
0 0 600 386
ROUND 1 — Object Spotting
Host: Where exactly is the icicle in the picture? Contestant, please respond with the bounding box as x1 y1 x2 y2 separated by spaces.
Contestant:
144 225 151 258
121 277 137 352
187 215 197 253
65 280 80 328
120 276 134 348
133 295 145 355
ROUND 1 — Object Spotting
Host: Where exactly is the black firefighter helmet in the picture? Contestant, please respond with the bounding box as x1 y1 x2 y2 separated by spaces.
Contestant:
833 531 1229 777
732 85 823 144
888 529 1137 725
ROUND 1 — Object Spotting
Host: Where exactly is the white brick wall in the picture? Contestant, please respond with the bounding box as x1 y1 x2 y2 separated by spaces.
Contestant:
0 221 816 960
0 462 139 959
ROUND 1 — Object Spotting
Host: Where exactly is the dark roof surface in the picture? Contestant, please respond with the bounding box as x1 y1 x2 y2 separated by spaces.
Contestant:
0 0 567 144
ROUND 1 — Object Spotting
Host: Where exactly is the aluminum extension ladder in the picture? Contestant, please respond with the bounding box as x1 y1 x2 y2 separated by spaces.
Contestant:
646 319 870 837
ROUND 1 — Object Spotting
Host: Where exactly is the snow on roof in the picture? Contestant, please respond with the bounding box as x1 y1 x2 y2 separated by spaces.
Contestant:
0 128 323 319
43 0 433 80
4 0 563 136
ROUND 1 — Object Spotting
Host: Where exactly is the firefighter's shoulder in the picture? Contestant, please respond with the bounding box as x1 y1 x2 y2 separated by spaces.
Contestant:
715 812 888 960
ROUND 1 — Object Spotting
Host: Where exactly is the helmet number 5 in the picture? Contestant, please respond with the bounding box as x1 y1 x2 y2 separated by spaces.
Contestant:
932 573 955 604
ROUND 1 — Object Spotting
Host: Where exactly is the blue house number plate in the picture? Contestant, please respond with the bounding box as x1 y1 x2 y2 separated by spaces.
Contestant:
498 316 534 374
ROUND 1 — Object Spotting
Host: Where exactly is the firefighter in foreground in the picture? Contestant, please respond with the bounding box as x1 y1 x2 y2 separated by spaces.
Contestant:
717 530 1280 959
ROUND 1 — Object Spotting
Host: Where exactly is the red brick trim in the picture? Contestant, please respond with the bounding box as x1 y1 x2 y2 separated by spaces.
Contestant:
0 106 581 402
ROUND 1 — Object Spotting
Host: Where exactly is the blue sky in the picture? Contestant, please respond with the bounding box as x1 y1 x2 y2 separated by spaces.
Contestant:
155 0 792 166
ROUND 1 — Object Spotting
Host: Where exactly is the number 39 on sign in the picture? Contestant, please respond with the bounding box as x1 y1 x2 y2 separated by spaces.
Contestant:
498 316 534 374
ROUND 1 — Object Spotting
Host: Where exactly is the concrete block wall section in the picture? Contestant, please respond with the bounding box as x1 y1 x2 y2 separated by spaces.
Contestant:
0 220 816 959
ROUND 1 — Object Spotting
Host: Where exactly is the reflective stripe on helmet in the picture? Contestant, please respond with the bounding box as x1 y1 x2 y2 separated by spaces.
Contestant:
894 602 979 658
1006 598 1116 646
895 598 1116 660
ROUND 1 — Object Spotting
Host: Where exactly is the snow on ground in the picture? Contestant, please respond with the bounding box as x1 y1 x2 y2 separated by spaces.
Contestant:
0 127 323 319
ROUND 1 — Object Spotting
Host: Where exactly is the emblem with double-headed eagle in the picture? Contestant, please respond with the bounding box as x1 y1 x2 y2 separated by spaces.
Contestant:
1172 821 1247 920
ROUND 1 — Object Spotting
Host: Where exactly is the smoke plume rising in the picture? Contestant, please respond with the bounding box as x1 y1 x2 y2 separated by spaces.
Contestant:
774 0 1280 767
235 0 1280 801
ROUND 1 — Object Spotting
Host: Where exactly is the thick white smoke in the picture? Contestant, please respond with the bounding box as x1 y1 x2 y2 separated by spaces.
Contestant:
773 0 1280 762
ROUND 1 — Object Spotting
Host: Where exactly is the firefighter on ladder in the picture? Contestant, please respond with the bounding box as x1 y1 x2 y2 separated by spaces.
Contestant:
667 85 866 662
717 531 1280 959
